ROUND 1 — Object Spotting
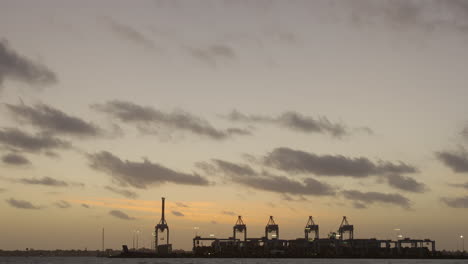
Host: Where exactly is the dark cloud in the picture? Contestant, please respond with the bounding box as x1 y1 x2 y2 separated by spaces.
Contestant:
353 202 367 209
441 196 468 208
109 210 135 220
18 176 68 187
211 220 218 224
172 210 184 216
0 39 57 89
54 200 71 209
281 194 308 202
221 210 236 216
188 44 236 67
6 198 41 209
448 182 468 189
0 188 6 193
92 100 250 140
385 174 426 193
5 103 101 137
88 151 209 189
104 186 138 199
206 159 336 196
345 0 468 33
176 202 189 208
225 110 348 138
81 203 90 208
264 147 417 178
462 126 468 140
106 18 155 49
342 190 411 209
0 128 70 153
436 148 468 173
1 153 30 166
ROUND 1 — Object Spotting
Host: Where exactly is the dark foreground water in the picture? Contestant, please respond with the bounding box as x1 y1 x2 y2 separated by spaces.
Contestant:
1 258 468 264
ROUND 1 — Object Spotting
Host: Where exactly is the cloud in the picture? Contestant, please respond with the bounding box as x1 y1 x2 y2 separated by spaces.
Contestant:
385 174 426 193
224 110 348 138
205 159 336 196
6 198 41 209
188 44 236 67
109 210 136 220
172 210 184 216
18 176 69 187
105 18 155 49
0 39 57 89
5 103 101 137
353 202 367 209
0 128 71 153
436 148 468 173
441 196 468 208
92 100 250 140
221 210 236 216
1 153 31 166
462 126 468 141
344 0 468 33
104 186 138 199
87 151 209 188
54 200 71 209
0 188 6 193
176 202 189 208
264 147 417 178
81 203 90 208
341 190 411 208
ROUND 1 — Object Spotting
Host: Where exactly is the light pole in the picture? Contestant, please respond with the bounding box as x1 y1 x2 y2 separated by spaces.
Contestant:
461 235 464 253
136 230 140 250
194 227 199 237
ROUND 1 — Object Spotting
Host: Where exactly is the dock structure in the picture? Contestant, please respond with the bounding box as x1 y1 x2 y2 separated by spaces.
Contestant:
305 216 319 241
154 197 172 255
192 215 436 258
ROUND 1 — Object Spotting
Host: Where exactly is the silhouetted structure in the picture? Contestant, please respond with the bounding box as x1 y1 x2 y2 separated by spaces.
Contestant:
305 216 319 240
191 215 436 258
233 216 247 241
155 197 172 255
338 216 354 240
265 216 279 240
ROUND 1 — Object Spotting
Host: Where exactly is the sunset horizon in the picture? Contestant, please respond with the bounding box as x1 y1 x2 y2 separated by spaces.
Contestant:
1 0 468 254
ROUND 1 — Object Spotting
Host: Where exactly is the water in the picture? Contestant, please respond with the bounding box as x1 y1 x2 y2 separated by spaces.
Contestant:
0 258 467 264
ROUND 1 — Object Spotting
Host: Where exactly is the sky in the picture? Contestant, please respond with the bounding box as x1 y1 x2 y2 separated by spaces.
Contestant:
1 0 468 251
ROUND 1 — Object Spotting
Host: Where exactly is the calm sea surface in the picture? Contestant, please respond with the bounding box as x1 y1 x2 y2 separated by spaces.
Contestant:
0 258 468 264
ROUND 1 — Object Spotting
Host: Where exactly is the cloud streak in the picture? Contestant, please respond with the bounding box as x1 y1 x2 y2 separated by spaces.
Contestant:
188 44 236 67
172 210 184 216
109 210 135 220
106 18 155 49
344 0 468 33
436 148 468 173
6 198 41 209
92 100 250 140
441 196 468 208
385 174 426 193
264 147 417 177
54 200 71 209
225 110 348 138
5 103 101 137
200 159 336 196
342 190 411 209
0 128 70 153
88 151 209 188
0 39 57 89
1 153 31 166
18 176 69 187
105 186 138 199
